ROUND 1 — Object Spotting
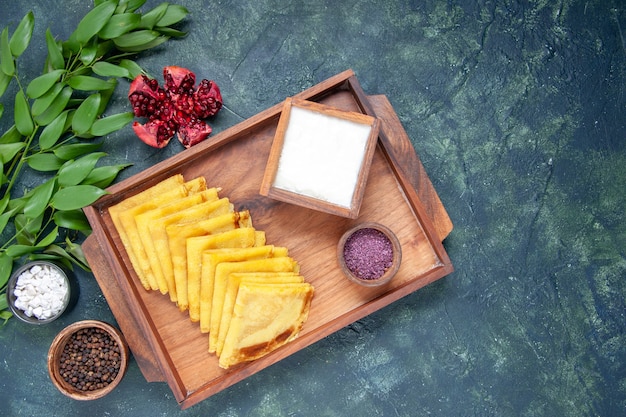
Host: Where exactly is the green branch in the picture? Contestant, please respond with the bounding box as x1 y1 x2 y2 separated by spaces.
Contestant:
0 0 190 325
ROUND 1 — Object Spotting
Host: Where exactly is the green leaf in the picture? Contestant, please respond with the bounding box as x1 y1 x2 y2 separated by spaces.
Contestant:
72 93 101 134
1 312 14 324
92 61 130 78
9 11 35 57
53 142 103 160
67 75 114 91
0 71 11 97
32 253 62 264
90 112 133 136
0 125 22 144
5 244 39 258
1 27 15 76
33 85 72 126
58 151 107 186
14 91 34 136
53 210 91 231
79 43 98 66
15 212 43 245
0 290 7 307
81 163 131 188
156 5 188 27
98 13 141 39
38 110 69 150
71 1 117 45
126 0 148 13
0 192 9 214
23 178 56 219
50 185 108 210
65 237 90 269
96 39 116 61
97 84 116 115
7 195 27 213
45 29 65 70
45 240 90 272
37 226 59 247
26 69 66 99
0 142 26 164
41 244 72 264
0 253 12 288
113 0 128 14
119 34 168 53
155 27 187 38
0 211 10 235
118 58 144 79
31 82 63 116
61 37 80 55
1 311 13 325
139 3 169 29
26 153 64 171
112 29 160 49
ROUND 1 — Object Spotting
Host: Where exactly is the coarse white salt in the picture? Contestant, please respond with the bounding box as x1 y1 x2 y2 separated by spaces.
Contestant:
13 264 69 320
272 106 371 208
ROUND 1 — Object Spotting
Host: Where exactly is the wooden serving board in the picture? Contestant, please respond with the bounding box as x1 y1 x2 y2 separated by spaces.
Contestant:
82 70 454 409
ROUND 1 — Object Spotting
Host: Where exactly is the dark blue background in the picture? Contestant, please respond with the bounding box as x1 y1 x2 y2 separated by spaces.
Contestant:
1 1 625 415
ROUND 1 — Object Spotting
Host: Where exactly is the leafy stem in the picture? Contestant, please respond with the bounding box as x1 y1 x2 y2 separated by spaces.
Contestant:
0 0 191 326
4 129 36 198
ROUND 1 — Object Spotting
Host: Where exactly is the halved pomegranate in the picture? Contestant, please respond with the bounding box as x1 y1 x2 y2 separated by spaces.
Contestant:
128 66 222 148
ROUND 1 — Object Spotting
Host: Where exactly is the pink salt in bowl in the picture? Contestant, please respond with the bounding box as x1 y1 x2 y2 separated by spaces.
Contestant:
337 222 402 287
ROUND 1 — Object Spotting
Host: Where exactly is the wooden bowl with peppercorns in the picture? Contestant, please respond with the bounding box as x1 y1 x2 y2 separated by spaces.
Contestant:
47 320 129 400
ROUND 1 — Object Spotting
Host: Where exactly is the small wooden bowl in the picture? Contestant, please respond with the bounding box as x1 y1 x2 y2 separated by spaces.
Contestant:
337 222 402 287
260 98 380 219
48 320 129 400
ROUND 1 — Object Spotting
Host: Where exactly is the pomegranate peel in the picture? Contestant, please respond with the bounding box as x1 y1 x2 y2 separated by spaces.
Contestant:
128 66 222 148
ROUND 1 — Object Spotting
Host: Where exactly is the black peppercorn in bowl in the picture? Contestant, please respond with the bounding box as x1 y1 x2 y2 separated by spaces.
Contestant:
337 222 402 287
47 320 129 400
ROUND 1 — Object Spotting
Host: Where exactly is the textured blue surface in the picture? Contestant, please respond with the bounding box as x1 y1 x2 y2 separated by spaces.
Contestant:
1 1 625 415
